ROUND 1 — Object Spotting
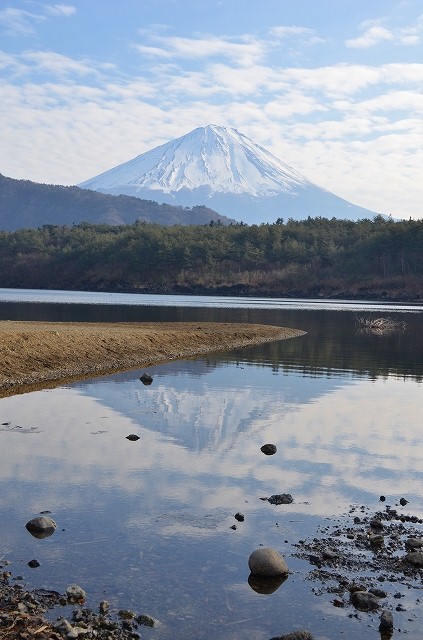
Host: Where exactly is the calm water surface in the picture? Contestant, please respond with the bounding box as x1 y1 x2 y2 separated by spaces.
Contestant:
0 290 422 639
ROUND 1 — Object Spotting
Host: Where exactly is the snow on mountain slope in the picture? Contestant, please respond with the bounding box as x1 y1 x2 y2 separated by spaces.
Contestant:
80 125 310 196
79 125 381 223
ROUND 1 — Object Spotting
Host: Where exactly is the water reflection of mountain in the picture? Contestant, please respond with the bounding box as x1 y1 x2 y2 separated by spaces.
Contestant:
77 360 347 453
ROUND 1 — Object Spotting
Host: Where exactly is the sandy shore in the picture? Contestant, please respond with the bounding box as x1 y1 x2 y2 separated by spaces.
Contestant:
0 321 305 396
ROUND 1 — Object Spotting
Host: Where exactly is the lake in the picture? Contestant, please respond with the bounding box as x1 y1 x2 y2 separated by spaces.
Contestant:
0 289 422 640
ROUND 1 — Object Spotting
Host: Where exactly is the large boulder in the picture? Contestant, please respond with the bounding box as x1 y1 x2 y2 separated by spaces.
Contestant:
248 548 289 577
25 515 57 539
404 551 423 567
351 590 380 611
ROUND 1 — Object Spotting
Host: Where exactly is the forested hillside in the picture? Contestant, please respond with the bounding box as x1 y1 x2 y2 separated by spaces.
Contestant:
0 216 422 301
0 174 233 229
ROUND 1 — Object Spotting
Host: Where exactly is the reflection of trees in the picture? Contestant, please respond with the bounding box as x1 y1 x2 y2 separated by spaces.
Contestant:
208 311 423 383
1 300 421 383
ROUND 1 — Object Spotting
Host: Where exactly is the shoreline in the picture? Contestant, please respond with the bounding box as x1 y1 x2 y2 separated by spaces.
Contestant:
0 321 305 396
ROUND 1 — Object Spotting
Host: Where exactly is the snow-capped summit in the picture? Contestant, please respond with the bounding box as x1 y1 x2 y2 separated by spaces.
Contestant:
79 125 381 223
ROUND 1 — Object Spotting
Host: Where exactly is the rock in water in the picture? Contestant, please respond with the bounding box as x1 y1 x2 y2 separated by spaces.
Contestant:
66 585 86 601
248 548 289 577
351 590 380 611
268 494 293 505
25 516 57 538
405 537 423 550
140 373 153 385
404 551 423 567
379 610 394 634
270 632 315 640
261 444 277 455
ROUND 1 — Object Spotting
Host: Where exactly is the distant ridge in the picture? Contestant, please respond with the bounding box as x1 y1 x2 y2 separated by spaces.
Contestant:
0 173 234 231
79 124 382 223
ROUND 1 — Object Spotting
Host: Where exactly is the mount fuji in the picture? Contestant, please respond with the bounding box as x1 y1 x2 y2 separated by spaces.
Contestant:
79 125 380 224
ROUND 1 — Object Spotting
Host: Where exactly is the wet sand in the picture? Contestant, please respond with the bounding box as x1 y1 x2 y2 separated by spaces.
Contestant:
0 321 305 396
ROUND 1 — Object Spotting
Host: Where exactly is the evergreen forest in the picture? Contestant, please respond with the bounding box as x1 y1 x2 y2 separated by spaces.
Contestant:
1 216 422 301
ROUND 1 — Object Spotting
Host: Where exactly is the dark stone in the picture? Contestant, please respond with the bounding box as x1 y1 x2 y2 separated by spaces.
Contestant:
405 537 423 550
248 573 287 594
230 524 237 530
248 547 289 577
260 443 277 455
66 585 86 602
268 494 293 505
379 610 394 634
370 518 383 529
379 495 386 501
399 497 408 506
25 516 57 539
27 559 40 568
322 549 338 560
404 551 423 567
140 373 153 385
126 434 140 441
234 512 244 522
270 631 315 640
136 614 159 627
99 601 109 614
351 590 380 611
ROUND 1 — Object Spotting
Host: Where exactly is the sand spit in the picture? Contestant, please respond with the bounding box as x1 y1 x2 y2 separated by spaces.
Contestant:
0 321 305 396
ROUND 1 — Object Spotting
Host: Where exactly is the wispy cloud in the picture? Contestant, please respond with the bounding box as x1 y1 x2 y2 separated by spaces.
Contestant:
134 34 264 66
45 4 76 18
0 8 45 36
0 4 75 37
269 24 325 45
346 16 423 48
21 51 101 77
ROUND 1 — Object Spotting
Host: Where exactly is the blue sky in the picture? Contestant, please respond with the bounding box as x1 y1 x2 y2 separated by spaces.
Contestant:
1 0 423 219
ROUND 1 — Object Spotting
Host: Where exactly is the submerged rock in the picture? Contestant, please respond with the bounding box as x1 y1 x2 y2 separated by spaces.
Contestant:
126 434 140 441
248 547 289 577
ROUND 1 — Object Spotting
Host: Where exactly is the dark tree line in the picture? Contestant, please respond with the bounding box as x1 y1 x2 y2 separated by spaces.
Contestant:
0 216 422 300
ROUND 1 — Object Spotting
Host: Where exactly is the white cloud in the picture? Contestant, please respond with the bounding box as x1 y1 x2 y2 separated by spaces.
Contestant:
135 34 265 66
0 4 75 37
346 15 423 49
270 25 316 38
0 8 45 36
22 50 101 77
346 25 394 49
45 4 76 17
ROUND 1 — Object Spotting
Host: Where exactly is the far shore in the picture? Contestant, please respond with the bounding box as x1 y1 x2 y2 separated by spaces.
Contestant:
0 321 305 396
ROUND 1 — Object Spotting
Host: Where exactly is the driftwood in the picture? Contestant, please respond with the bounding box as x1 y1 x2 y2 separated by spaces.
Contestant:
355 315 407 335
